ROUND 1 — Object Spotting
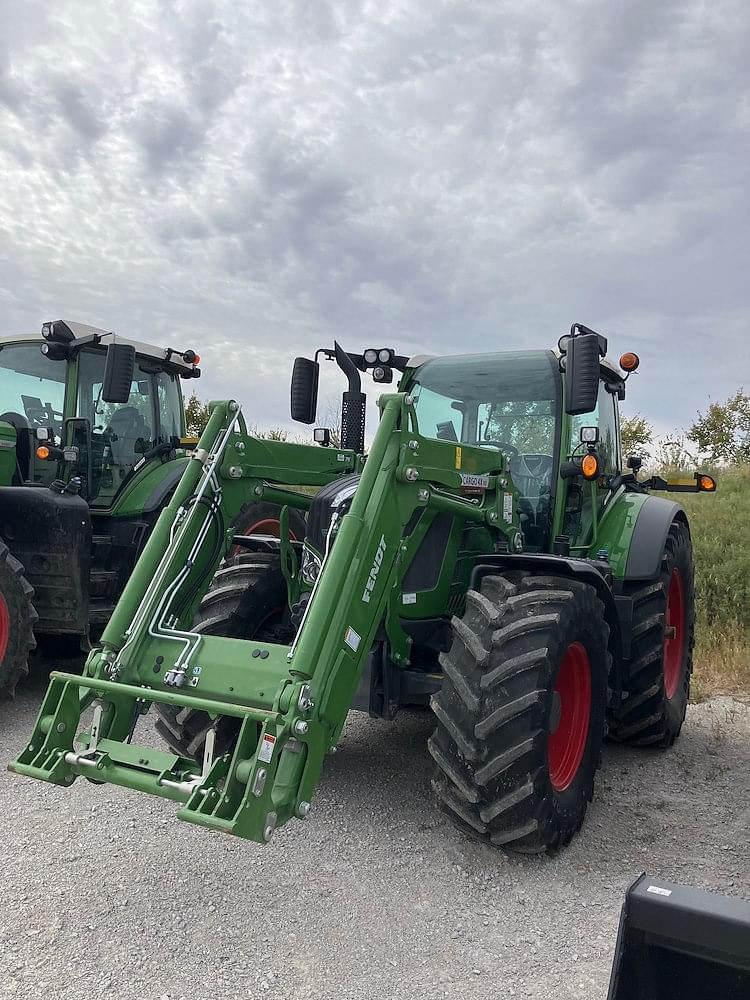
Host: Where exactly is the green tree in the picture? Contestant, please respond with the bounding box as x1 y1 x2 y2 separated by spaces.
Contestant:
653 436 697 471
184 392 211 436
689 389 750 465
620 414 653 458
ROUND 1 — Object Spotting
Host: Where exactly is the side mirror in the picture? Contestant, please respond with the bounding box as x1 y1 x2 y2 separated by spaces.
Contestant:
102 343 135 403
290 357 319 424
565 333 601 416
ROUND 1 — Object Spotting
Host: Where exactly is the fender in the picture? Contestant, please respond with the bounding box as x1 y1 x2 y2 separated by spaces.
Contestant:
624 495 686 581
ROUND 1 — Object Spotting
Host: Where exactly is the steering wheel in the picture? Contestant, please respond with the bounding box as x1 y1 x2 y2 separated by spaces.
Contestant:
518 454 554 479
481 440 519 458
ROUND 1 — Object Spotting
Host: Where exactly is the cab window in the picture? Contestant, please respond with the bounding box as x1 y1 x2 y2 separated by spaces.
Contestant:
0 343 67 485
564 378 620 547
77 351 158 507
567 379 619 473
155 370 182 441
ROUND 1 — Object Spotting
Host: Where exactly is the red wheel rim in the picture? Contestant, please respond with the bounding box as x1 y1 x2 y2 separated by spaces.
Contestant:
0 593 10 662
547 641 592 792
230 517 298 557
663 568 685 700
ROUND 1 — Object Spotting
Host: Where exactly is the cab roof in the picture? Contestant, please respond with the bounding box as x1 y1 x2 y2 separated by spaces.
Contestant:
406 348 623 382
0 323 199 377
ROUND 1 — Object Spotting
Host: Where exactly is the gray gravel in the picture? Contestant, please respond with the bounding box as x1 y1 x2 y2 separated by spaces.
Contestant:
1 669 748 1000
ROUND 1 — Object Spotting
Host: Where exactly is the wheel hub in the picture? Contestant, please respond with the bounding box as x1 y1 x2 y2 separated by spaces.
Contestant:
663 569 686 700
547 641 592 792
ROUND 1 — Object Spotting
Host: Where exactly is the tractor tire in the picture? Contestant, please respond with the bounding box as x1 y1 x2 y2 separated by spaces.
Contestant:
610 520 694 747
429 573 610 853
154 552 293 760
0 540 37 698
229 501 305 558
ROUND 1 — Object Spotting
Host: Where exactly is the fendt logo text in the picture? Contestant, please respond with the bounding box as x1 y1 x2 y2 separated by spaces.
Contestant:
362 535 387 603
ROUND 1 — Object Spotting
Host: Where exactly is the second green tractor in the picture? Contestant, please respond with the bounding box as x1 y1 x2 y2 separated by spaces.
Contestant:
11 324 714 853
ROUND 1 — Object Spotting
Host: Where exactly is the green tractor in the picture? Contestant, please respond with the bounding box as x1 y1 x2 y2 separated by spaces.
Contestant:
11 324 715 853
0 320 303 701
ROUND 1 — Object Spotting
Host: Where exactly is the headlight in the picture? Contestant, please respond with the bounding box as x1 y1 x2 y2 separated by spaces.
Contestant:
301 546 323 585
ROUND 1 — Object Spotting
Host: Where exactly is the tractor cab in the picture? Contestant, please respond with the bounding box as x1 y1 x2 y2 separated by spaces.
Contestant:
0 321 200 504
0 321 203 666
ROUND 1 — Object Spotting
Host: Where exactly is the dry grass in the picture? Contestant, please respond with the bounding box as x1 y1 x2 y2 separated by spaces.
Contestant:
681 465 750 699
692 628 750 702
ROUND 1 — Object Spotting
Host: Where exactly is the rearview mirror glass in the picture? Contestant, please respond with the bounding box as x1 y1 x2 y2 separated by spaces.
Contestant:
102 343 136 403
290 357 319 424
565 334 600 415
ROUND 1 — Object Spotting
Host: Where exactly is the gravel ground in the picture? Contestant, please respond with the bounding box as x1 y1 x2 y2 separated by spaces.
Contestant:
1 671 748 1000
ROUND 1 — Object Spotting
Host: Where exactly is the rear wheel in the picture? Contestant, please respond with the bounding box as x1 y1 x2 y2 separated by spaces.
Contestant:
154 553 292 759
610 520 694 747
429 573 609 853
0 540 37 698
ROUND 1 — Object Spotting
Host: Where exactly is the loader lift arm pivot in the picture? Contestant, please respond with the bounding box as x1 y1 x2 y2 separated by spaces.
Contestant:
10 393 521 842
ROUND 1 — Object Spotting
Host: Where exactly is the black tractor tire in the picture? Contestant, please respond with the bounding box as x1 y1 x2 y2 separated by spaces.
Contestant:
0 540 37 698
429 573 610 854
154 552 293 760
610 520 694 747
229 501 306 558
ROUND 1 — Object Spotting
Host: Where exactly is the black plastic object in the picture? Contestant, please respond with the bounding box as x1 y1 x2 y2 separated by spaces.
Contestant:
290 357 320 424
0 485 92 634
607 874 750 999
565 332 601 415
102 343 135 403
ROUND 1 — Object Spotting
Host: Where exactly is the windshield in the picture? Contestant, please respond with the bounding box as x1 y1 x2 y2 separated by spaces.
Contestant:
410 350 560 550
0 342 67 485
77 350 184 507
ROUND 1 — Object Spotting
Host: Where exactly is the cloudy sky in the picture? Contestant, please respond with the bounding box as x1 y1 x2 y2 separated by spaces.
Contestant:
0 0 747 438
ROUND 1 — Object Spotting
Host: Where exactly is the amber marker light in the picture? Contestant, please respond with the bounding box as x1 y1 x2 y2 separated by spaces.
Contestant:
36 446 50 460
581 453 600 480
699 474 717 492
619 351 640 372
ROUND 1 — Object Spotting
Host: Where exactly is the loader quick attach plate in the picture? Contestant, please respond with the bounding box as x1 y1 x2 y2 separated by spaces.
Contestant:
9 670 290 840
607 873 750 1000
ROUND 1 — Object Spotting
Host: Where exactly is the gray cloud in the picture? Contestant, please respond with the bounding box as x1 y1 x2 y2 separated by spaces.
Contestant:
0 0 748 437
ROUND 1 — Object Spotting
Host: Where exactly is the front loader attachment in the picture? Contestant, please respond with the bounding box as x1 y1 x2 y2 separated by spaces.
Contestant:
10 390 520 843
607 874 750 1000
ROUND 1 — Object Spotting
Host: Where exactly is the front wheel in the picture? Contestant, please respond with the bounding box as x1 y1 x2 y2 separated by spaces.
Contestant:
429 573 610 853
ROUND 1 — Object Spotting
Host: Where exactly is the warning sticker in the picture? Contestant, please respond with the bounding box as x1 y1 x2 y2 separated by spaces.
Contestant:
646 885 672 897
258 733 276 763
344 626 361 652
503 492 513 523
402 592 417 605
455 446 462 470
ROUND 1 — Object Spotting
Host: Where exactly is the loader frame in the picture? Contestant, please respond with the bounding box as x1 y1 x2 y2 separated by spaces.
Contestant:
11 391 524 842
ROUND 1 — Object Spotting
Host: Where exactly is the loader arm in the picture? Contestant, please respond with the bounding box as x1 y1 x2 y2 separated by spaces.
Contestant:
10 393 521 843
